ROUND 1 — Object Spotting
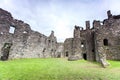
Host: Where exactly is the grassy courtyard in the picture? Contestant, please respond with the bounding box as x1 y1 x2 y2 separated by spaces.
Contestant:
0 58 120 80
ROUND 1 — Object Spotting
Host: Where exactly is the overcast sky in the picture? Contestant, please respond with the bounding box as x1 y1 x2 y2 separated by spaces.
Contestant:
0 0 120 42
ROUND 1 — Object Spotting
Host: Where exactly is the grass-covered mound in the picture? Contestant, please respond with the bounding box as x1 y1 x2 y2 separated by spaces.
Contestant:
0 58 120 80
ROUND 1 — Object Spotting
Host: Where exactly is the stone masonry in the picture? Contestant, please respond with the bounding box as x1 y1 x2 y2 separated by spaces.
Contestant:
64 10 120 67
0 8 63 60
0 8 120 67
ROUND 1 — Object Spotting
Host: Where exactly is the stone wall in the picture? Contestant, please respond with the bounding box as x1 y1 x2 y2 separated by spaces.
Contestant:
80 29 95 61
0 8 60 60
95 11 120 61
64 10 120 63
64 26 82 61
64 38 73 57
55 43 64 58
1 8 120 64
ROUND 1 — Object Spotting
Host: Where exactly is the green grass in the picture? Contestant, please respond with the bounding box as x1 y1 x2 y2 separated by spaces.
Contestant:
0 58 120 80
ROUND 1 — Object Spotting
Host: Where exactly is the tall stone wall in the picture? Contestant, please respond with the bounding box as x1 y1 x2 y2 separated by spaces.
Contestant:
55 43 64 58
95 12 120 61
80 29 95 61
64 10 120 63
64 26 82 61
64 38 73 57
72 26 82 59
0 8 59 60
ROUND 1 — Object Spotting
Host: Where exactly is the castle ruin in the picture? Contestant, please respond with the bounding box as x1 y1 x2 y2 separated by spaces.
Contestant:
0 8 63 60
0 8 120 67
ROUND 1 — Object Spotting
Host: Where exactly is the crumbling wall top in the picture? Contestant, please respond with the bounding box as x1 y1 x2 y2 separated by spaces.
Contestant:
0 8 32 35
74 25 80 38
74 25 80 30
107 10 120 19
0 8 13 23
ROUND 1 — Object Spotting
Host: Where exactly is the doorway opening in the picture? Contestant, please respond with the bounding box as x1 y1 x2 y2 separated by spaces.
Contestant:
92 49 95 52
83 53 87 60
65 51 68 57
0 43 12 61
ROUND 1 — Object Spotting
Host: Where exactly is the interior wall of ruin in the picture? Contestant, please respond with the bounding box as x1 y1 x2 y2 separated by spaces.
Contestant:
0 8 62 60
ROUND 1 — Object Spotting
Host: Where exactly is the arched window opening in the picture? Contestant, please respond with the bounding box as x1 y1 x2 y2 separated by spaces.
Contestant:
103 39 108 46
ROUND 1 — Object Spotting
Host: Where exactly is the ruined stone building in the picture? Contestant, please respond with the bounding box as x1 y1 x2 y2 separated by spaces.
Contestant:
64 10 120 66
0 8 120 67
0 8 63 60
